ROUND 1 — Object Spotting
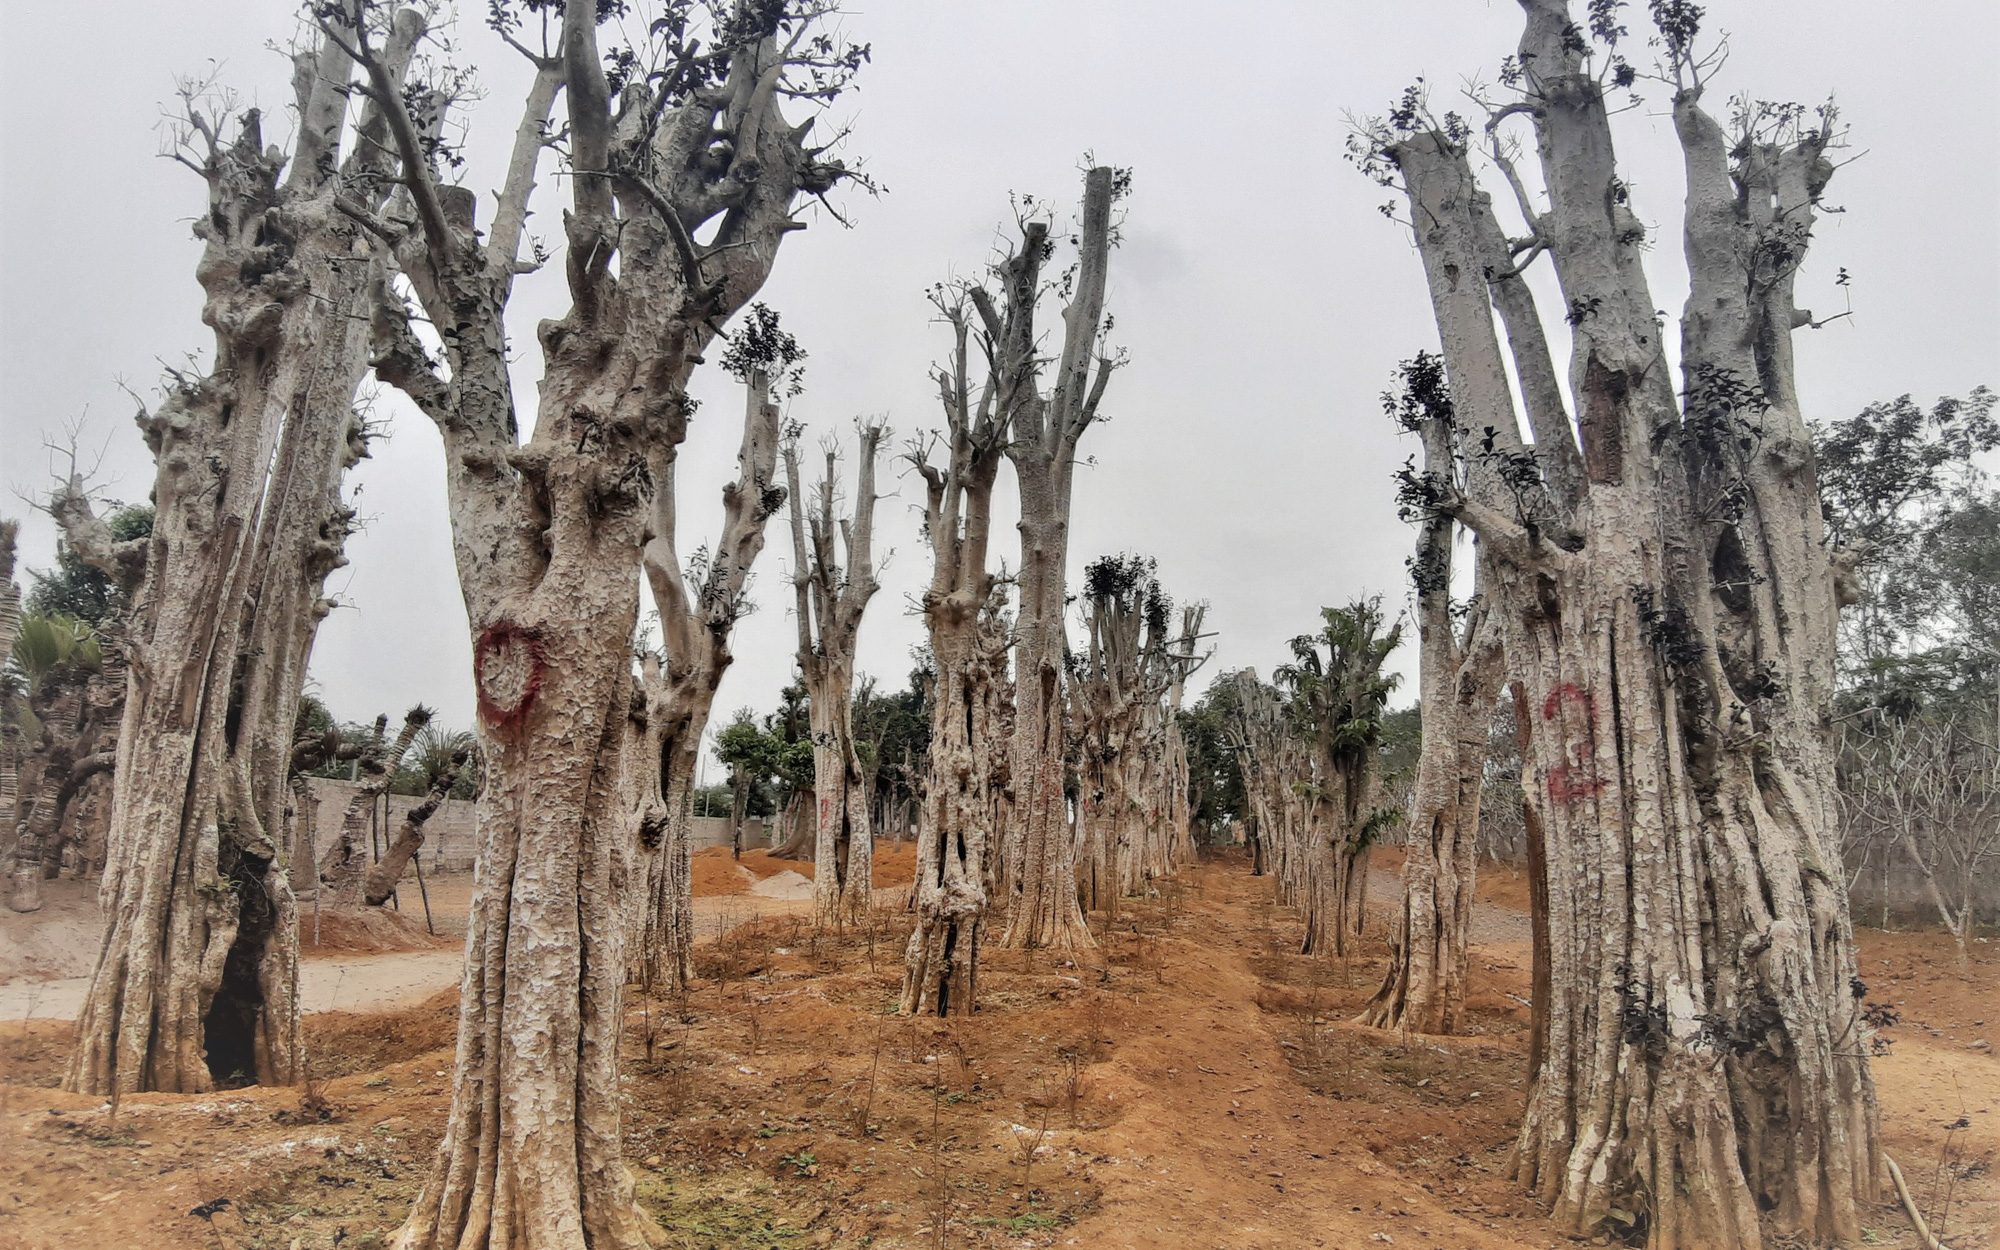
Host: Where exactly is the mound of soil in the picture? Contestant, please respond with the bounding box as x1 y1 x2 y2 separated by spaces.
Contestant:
872 839 917 888
301 905 456 956
748 868 814 900
691 847 755 896
303 988 460 1079
738 847 814 880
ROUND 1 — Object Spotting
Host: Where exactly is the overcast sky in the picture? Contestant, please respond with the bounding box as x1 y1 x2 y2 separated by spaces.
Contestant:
4 1 1995 753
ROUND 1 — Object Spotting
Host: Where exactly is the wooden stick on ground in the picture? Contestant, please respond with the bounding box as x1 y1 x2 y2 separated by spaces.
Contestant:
1886 1153 1954 1250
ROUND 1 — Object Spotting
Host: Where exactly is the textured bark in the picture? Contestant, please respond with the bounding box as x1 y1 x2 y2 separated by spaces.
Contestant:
1224 671 1314 911
368 5 859 1243
1282 604 1399 961
1361 137 1523 1033
1071 569 1205 911
902 293 1011 1014
59 9 423 1094
363 750 468 906
1362 5 1880 1240
633 378 787 991
998 167 1120 951
1362 434 1501 1029
785 425 885 927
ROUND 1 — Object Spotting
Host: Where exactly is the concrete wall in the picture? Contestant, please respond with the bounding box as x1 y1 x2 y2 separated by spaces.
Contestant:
300 778 767 874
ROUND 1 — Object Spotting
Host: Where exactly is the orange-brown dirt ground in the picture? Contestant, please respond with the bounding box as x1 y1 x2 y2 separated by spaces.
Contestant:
1 844 1992 1250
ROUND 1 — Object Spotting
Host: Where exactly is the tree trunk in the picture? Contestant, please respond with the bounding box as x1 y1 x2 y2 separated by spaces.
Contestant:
808 670 872 925
903 608 1008 1014
372 2 857 1232
730 775 749 859
59 12 424 1091
997 167 1119 951
1357 7 1881 1238
633 374 787 990
1362 610 1497 1030
363 758 462 906
785 426 885 927
323 712 427 904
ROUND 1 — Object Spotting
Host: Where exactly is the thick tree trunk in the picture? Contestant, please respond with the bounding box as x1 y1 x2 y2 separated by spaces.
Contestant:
903 611 1007 1014
808 671 872 925
629 679 705 995
59 13 421 1089
378 2 855 1233
9 748 116 913
398 600 652 1249
1359 7 1880 1239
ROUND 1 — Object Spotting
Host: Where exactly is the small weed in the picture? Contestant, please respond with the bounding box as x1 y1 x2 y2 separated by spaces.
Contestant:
779 1150 818 1178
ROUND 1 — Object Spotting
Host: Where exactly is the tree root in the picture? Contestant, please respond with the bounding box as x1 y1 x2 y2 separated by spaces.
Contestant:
1886 1152 1954 1250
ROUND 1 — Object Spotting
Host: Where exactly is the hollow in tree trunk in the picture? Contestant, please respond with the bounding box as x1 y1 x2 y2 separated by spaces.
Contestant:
59 11 423 1093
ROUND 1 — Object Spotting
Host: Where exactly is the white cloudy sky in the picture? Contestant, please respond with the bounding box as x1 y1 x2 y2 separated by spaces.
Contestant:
3 1 1995 745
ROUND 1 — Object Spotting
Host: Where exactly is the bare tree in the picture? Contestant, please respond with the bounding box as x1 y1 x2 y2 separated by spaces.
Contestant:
1840 716 2000 957
1361 356 1503 1034
785 420 887 927
632 348 792 991
1353 4 1879 1241
355 0 865 1240
902 292 1012 1016
55 5 432 1095
319 707 430 904
1070 557 1204 911
997 165 1124 952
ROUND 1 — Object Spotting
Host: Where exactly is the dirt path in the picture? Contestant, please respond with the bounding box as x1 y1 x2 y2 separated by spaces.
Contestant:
1065 865 1548 1249
0 882 811 1023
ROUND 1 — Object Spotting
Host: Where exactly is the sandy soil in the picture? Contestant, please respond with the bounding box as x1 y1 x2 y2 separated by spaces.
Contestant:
0 847 1991 1250
0 862 826 1024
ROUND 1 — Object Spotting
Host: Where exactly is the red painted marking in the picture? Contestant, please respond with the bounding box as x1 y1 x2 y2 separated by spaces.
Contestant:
473 620 548 733
1545 764 1606 803
1542 682 1593 722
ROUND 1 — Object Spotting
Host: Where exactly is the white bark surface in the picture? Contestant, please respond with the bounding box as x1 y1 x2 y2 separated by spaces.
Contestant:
364 4 862 1243
60 8 423 1095
785 424 886 927
1362 5 1879 1240
998 167 1120 952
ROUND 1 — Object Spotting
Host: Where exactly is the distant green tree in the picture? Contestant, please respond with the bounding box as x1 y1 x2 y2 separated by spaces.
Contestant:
1816 387 1998 717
